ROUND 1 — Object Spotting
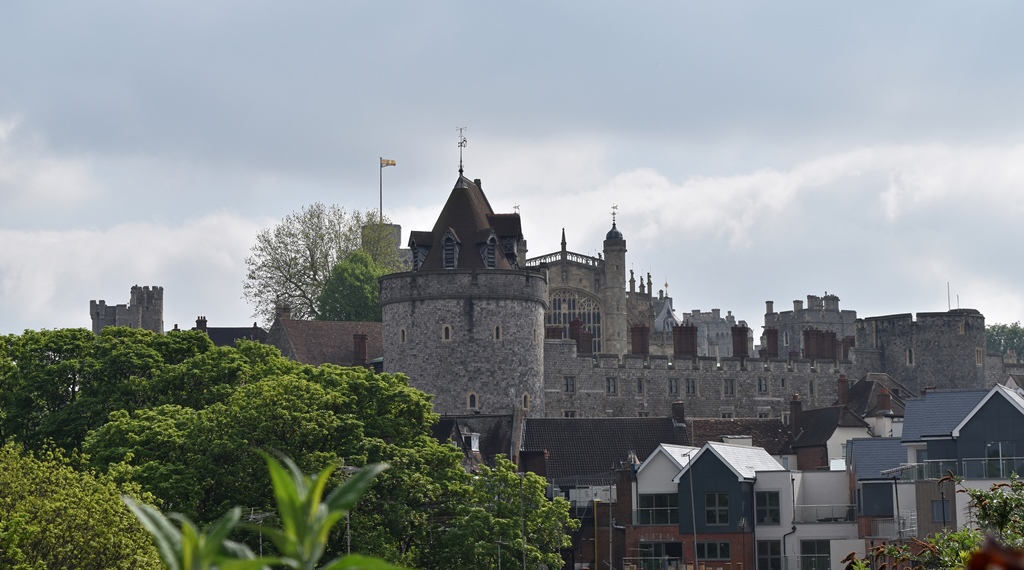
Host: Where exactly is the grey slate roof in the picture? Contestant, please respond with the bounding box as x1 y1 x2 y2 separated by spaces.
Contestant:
432 414 515 468
676 442 783 482
848 437 907 480
901 389 989 442
266 318 383 366
521 417 688 484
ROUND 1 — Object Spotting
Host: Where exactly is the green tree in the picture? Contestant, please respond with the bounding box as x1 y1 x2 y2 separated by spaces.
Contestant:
987 322 1024 361
243 204 405 323
317 251 384 322
0 443 161 569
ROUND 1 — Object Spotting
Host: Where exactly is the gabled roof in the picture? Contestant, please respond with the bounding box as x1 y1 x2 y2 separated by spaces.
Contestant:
951 384 1024 437
414 176 519 271
848 437 907 480
901 389 989 442
636 443 699 476
521 417 688 484
674 442 784 483
844 373 914 417
266 318 382 366
792 405 868 448
685 418 794 456
432 414 515 467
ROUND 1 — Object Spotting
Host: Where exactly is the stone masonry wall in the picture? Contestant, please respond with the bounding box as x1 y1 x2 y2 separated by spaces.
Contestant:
381 269 548 417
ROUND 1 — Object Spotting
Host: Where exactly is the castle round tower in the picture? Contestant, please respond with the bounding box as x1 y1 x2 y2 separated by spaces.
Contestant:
601 222 628 355
381 175 548 416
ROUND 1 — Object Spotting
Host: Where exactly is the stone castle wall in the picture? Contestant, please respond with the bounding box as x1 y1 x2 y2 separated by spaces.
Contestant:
90 285 164 334
543 340 841 419
381 269 548 417
763 294 856 358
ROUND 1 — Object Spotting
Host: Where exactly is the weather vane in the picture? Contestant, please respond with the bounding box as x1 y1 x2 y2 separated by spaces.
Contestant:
611 204 618 225
513 203 520 214
457 127 468 174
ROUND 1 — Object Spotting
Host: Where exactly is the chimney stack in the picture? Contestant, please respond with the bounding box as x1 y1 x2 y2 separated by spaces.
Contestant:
195 316 208 332
877 387 891 412
837 374 849 405
731 325 749 358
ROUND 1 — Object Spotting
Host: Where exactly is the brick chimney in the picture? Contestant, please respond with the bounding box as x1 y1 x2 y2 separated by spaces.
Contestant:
877 387 891 413
195 316 208 332
352 333 368 367
275 302 292 321
763 327 779 358
837 374 849 405
731 325 749 358
630 325 650 356
545 326 562 340
579 331 594 355
790 394 802 436
673 324 698 358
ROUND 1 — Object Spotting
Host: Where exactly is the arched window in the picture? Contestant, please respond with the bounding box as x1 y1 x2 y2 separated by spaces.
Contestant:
522 393 530 409
494 325 502 340
443 234 458 269
400 328 406 344
442 325 452 341
467 392 478 409
546 289 603 352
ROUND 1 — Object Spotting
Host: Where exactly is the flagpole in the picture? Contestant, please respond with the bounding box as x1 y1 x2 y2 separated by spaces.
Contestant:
379 157 383 222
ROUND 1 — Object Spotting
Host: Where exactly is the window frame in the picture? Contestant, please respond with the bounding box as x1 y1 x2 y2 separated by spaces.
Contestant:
705 492 729 526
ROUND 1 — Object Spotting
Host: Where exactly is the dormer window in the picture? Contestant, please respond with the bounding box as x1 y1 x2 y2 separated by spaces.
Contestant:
485 236 497 268
442 231 459 269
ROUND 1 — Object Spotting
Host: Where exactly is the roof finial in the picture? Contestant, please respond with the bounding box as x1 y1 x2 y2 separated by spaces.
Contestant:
561 228 567 251
611 204 618 226
457 127 468 175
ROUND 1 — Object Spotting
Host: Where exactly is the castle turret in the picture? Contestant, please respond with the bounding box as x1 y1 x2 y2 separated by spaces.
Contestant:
601 221 627 355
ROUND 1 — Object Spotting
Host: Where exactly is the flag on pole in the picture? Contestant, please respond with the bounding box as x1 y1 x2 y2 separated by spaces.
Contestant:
380 158 396 167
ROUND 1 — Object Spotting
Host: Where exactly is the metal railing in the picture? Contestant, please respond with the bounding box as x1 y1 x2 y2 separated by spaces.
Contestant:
868 511 918 539
962 457 1024 479
793 504 856 524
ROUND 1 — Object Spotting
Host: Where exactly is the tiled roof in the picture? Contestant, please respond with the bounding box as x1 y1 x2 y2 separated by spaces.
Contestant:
901 389 989 442
685 418 794 456
204 326 268 347
636 443 699 476
432 414 515 464
844 373 913 417
792 405 868 448
522 417 688 483
266 318 382 366
414 176 518 271
848 437 907 480
678 442 783 482
951 384 1024 438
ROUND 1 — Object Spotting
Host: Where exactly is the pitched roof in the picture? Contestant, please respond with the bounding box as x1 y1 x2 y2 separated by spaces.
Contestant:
521 417 688 484
675 442 783 482
844 373 914 417
203 325 268 347
685 418 794 456
901 389 989 442
432 414 515 467
414 176 519 271
636 443 699 476
266 318 382 366
951 384 1024 438
792 405 868 448
848 437 907 480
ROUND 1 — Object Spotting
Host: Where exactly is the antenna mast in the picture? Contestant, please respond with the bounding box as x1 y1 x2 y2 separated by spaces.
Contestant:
457 127 467 174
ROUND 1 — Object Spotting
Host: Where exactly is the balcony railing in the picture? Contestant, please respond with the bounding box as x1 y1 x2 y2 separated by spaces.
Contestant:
622 557 681 570
867 511 918 539
895 458 1024 480
632 509 679 526
793 504 856 524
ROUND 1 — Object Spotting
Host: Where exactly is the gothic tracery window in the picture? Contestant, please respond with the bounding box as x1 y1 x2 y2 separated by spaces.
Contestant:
546 289 603 352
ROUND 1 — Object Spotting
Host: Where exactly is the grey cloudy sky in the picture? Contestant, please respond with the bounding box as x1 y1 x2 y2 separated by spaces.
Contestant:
3 1 1024 335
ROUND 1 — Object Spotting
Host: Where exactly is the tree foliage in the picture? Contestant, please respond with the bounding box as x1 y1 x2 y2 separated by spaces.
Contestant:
987 322 1024 361
317 251 385 322
243 204 405 323
0 443 161 570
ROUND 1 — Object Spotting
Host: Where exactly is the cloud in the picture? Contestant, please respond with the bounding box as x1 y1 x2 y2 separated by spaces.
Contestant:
0 118 101 211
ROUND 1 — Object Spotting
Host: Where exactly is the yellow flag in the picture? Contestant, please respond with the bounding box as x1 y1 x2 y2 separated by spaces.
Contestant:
380 158 396 167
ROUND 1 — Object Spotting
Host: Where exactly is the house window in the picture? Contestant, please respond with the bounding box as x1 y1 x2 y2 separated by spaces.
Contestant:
637 493 678 525
696 542 730 560
399 328 406 343
931 499 951 524
800 540 830 570
638 543 683 567
637 379 644 394
685 378 696 395
756 491 780 525
564 376 576 393
563 410 577 418
606 377 617 395
757 540 782 570
782 412 791 426
493 325 502 340
705 493 729 525
757 377 768 393
721 412 734 419
467 392 478 410
442 325 452 341
668 378 679 395
723 379 735 397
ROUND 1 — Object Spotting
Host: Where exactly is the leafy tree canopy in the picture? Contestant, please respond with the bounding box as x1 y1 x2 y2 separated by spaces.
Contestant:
243 204 405 323
0 443 161 570
317 251 385 322
987 321 1024 361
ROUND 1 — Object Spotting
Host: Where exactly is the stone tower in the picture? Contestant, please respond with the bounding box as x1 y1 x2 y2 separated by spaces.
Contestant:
601 222 628 355
380 174 548 417
90 285 164 334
